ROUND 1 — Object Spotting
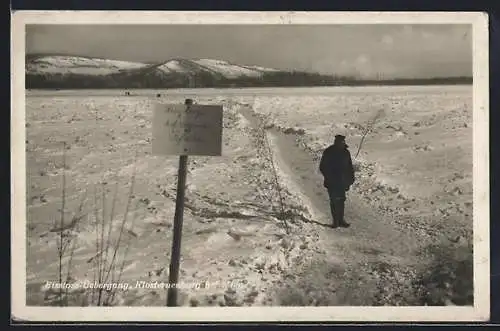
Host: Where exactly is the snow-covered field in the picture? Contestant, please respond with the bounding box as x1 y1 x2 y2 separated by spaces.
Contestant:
25 85 473 307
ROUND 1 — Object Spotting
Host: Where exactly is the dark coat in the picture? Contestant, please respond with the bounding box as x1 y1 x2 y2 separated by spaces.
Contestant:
319 144 355 192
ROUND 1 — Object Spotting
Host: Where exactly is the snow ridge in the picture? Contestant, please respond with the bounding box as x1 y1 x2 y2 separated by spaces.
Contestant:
27 55 279 79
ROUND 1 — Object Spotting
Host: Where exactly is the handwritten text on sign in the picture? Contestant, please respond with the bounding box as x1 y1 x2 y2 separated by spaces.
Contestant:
152 104 223 156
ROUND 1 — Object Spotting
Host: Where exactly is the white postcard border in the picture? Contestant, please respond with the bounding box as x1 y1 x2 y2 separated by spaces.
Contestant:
11 11 490 322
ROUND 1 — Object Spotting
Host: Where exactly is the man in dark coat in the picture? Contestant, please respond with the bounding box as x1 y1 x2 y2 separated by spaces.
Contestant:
319 134 355 228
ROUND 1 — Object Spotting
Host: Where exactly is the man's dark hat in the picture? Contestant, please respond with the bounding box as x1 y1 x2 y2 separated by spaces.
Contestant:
334 134 346 141
185 98 193 105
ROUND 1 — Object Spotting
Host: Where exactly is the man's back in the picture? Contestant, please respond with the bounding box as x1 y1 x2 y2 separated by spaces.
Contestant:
319 144 355 189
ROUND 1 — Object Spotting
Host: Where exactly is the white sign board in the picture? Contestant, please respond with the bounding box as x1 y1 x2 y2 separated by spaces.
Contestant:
152 103 223 156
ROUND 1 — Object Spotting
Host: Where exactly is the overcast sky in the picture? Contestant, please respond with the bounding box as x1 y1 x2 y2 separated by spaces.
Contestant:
26 24 472 79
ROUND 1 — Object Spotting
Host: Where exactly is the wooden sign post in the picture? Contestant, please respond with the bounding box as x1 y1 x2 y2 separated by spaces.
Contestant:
152 100 223 306
166 154 188 307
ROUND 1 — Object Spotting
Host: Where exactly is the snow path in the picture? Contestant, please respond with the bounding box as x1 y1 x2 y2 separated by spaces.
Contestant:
238 105 427 305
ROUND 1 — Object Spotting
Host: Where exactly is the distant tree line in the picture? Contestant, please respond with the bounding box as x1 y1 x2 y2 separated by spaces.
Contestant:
25 69 473 89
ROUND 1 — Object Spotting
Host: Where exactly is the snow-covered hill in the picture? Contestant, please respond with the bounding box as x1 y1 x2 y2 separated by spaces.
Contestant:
26 55 279 79
26 55 149 75
157 58 279 79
